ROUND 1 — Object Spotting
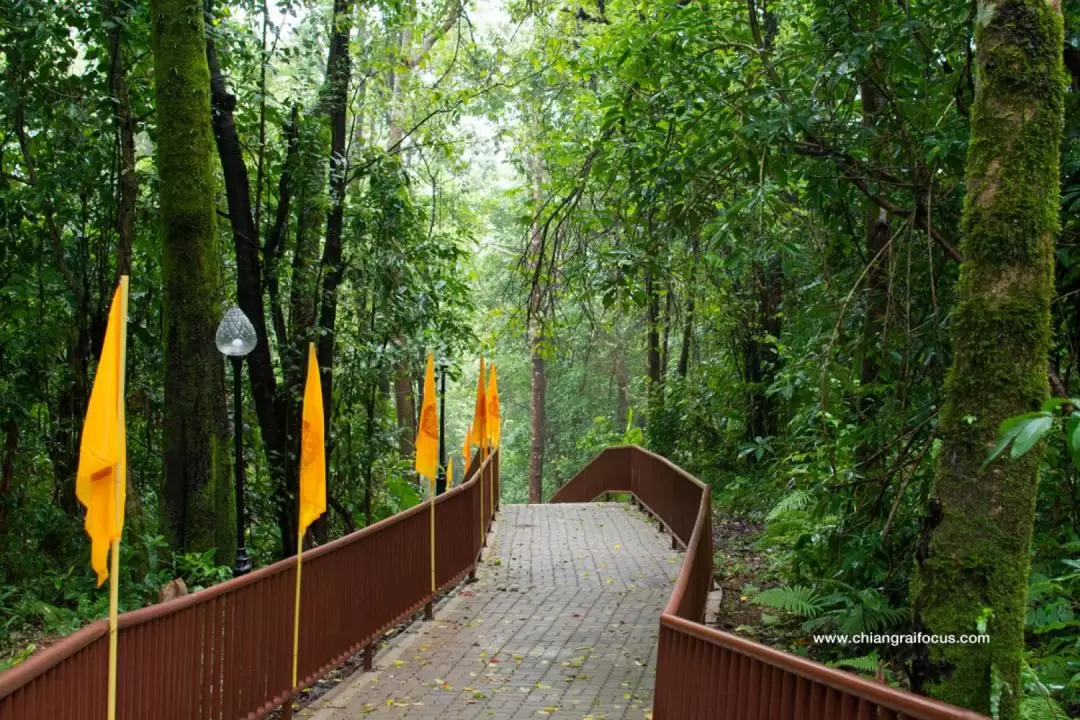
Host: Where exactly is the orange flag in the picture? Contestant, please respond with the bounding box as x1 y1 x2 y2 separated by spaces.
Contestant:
415 352 439 482
486 364 500 449
298 344 326 538
472 357 487 453
75 279 128 586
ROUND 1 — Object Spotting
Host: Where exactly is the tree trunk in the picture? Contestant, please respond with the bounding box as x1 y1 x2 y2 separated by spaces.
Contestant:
529 330 546 503
206 31 298 559
312 0 353 545
614 342 629 429
677 295 694 379
645 267 662 391
910 2 1063 716
151 0 234 565
678 234 699 380
0 419 18 548
103 0 136 281
528 154 547 503
743 258 783 442
856 2 891 468
394 365 417 456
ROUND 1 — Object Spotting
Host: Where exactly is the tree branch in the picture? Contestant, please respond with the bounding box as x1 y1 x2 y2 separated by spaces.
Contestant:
406 0 462 69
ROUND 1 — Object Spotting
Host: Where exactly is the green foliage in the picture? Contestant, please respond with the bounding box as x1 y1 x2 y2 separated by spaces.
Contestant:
828 654 881 674
751 586 824 618
752 583 909 638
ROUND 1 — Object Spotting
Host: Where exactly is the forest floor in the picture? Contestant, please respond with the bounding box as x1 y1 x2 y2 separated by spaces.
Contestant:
707 512 776 640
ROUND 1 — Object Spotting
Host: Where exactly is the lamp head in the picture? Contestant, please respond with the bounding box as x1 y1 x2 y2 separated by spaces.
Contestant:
216 306 258 357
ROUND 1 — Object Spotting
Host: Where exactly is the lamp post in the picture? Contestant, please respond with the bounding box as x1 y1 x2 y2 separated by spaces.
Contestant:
436 360 447 496
216 307 258 577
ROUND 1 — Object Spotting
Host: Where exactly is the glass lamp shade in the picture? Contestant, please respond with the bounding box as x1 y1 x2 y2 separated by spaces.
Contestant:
216 307 258 357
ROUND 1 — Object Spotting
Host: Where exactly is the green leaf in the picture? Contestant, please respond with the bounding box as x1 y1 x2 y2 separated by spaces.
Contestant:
1067 416 1080 470
985 415 1038 468
751 586 824 618
1039 397 1072 412
1010 416 1054 459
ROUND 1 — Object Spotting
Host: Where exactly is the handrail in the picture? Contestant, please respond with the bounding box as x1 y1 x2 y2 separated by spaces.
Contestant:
0 449 499 719
551 445 987 720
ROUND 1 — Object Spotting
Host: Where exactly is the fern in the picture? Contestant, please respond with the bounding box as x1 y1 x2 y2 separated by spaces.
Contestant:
828 654 879 674
767 490 812 521
752 585 824 618
1019 697 1068 720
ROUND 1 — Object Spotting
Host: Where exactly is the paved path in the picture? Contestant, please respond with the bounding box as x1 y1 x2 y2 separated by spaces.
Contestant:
302 503 681 720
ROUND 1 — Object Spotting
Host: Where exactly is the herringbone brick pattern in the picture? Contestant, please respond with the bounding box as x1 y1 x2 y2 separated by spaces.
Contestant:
301 503 680 720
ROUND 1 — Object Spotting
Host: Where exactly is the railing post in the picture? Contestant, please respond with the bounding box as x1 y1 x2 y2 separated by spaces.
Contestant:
424 600 434 621
482 460 489 548
363 643 374 671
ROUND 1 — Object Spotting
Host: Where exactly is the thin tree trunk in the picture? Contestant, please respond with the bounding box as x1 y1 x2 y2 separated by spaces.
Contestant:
151 0 233 565
528 153 546 503
614 343 629 429
207 31 297 558
677 296 694 379
529 330 546 503
313 0 354 545
393 365 417 455
103 0 136 281
0 419 18 546
856 3 891 468
743 259 783 442
645 267 662 391
911 2 1063 716
660 287 673 378
678 235 700 379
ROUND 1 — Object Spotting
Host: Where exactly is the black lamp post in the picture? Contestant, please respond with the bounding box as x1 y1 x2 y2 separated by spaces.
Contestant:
216 307 258 577
436 361 447 495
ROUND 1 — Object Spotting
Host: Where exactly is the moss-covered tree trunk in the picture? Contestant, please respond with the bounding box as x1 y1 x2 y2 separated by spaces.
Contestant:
910 1 1063 716
150 0 234 566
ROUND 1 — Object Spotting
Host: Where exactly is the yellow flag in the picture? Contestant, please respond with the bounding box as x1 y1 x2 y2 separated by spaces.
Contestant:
472 357 487 452
446 458 454 488
75 281 128 587
298 344 326 538
463 423 472 464
486 364 501 449
415 352 439 481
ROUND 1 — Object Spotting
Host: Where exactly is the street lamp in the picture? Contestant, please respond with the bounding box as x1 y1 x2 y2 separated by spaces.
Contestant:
436 359 447 496
216 306 258 577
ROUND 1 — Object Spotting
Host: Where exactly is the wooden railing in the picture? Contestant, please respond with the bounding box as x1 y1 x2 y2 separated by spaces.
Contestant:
550 446 988 720
0 450 499 720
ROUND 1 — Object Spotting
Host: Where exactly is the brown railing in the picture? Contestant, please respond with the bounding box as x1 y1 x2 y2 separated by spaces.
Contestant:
0 450 499 720
550 446 988 720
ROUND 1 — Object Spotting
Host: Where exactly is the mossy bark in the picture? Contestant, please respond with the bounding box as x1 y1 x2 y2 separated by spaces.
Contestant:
910 1 1063 716
151 0 234 566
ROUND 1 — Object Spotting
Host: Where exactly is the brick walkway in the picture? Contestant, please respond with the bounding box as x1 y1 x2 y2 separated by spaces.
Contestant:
302 503 681 720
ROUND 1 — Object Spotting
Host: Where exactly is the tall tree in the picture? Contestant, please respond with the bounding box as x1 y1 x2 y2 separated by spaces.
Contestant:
911 1 1064 716
528 153 547 504
385 0 463 456
150 0 233 564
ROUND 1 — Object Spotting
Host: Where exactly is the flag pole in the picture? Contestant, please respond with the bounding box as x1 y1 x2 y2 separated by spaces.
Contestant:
429 474 436 595
107 275 129 720
480 362 488 546
291 528 303 689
